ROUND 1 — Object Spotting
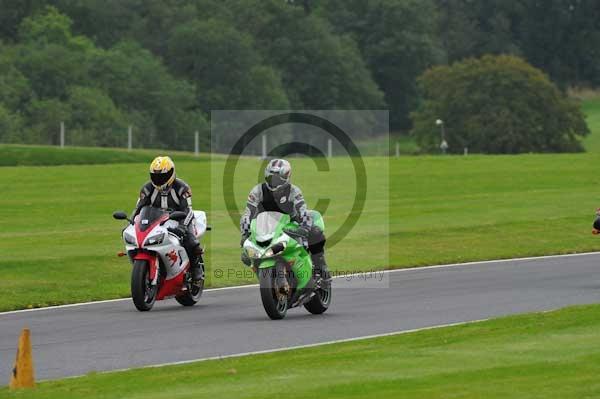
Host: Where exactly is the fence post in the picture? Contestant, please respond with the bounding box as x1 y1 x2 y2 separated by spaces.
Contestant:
395 142 400 158
261 134 267 159
464 147 468 156
327 139 332 158
194 131 199 157
127 126 132 151
60 122 65 148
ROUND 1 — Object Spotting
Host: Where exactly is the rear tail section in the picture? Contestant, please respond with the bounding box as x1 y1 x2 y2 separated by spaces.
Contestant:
310 210 325 232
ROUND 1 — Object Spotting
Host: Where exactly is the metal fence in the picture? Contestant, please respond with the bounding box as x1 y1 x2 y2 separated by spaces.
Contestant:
1 119 413 157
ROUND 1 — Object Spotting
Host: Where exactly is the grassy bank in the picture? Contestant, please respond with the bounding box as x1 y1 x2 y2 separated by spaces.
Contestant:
0 144 204 166
0 154 599 311
2 305 599 398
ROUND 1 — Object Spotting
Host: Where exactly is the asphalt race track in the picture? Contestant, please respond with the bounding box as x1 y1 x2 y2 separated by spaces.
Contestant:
1 253 599 382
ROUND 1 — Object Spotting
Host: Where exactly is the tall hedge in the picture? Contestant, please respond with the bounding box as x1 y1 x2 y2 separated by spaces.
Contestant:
411 55 589 154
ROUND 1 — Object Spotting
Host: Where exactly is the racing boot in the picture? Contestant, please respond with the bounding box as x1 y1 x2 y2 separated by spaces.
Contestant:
311 252 332 282
188 245 205 285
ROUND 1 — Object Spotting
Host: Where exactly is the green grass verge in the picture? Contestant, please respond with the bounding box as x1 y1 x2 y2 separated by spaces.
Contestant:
2 305 600 398
0 138 418 165
583 98 600 152
0 144 205 166
1 154 600 311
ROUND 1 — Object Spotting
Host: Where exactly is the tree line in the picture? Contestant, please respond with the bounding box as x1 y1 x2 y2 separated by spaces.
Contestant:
0 0 597 151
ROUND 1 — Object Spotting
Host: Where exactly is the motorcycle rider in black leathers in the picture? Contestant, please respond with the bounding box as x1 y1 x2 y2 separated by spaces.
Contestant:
240 159 331 281
132 156 204 283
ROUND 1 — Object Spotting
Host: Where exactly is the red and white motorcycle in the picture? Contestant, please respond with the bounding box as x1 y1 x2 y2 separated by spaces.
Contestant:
113 206 209 311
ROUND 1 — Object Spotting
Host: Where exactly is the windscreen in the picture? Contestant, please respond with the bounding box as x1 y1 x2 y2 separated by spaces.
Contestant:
138 206 167 232
255 212 284 240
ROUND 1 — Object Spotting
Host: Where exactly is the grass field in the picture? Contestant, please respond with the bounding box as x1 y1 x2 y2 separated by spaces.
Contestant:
2 304 599 398
1 152 600 311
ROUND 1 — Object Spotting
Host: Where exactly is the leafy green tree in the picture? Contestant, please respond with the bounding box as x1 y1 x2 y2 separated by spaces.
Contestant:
5 0 598 150
0 50 32 110
128 0 200 56
15 43 89 100
435 0 600 88
90 41 207 149
4 6 208 150
517 0 600 87
0 0 46 42
15 7 93 100
66 86 127 147
167 18 289 111
24 98 71 145
18 5 73 45
318 0 440 129
0 104 24 143
53 0 144 48
411 55 589 154
231 1 384 110
270 17 384 109
435 0 523 63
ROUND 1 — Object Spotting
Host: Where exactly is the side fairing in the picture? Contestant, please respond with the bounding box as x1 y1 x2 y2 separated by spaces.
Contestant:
193 210 208 238
154 221 189 280
256 229 313 290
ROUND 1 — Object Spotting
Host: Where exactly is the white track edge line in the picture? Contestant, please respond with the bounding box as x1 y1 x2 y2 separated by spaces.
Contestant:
2 251 598 316
0 284 259 316
40 316 492 383
87 305 570 380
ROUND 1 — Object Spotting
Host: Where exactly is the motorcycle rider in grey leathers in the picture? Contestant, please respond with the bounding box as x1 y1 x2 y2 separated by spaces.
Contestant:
240 159 331 281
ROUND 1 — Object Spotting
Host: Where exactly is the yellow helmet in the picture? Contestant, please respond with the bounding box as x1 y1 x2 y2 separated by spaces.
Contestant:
149 156 176 191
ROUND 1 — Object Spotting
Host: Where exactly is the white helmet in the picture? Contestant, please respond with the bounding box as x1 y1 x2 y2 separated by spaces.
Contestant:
264 159 291 191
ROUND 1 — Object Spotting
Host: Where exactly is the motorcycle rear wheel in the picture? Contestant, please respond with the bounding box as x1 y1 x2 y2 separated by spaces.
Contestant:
259 268 288 320
176 267 204 306
131 260 157 311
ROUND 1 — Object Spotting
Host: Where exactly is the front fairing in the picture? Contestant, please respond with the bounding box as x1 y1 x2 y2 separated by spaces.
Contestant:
244 215 313 290
122 224 137 251
122 219 189 280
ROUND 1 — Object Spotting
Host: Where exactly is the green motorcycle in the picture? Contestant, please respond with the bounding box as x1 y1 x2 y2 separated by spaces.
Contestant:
242 211 332 320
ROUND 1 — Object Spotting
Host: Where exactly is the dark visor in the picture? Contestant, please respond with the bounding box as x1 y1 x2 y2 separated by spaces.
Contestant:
266 174 286 189
150 169 174 186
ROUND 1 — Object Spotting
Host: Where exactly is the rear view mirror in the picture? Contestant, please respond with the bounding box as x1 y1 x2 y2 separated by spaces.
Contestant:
169 211 187 221
113 211 128 220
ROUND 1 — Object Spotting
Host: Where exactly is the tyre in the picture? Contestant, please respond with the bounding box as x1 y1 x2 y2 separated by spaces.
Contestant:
176 267 204 306
258 268 288 320
304 280 331 315
131 260 157 311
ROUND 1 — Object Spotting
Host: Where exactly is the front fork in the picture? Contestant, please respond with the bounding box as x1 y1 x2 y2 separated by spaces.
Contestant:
257 259 289 298
131 251 159 285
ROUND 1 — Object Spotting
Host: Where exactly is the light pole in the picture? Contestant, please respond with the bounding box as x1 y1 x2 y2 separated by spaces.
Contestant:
436 119 448 154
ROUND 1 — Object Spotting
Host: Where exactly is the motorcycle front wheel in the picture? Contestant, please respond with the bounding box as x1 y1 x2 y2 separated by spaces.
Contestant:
259 267 288 320
131 260 158 311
